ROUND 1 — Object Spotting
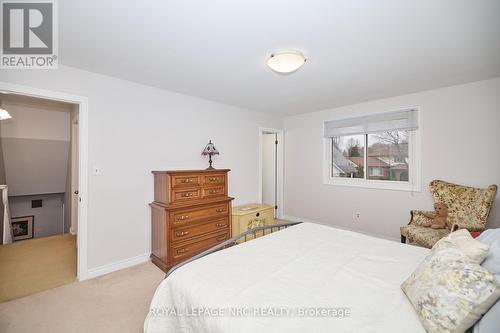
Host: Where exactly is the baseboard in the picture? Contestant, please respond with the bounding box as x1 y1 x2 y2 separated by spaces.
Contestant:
86 253 151 280
282 214 399 242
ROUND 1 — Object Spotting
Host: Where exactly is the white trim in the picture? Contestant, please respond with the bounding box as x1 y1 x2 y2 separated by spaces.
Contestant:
0 81 90 281
282 214 400 242
258 127 284 219
86 253 151 280
1 185 12 244
322 107 421 192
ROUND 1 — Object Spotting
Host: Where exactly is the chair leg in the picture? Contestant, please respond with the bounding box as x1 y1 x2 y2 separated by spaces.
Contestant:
401 235 406 244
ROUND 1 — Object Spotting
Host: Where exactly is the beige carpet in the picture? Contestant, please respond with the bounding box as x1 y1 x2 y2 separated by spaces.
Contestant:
0 234 77 303
0 262 164 333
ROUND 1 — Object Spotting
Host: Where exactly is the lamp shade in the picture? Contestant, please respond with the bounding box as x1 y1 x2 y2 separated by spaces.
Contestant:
201 140 219 156
0 107 12 120
267 51 306 73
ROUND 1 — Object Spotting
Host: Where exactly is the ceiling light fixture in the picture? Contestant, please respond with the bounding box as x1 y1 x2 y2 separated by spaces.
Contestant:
0 107 12 120
267 51 306 73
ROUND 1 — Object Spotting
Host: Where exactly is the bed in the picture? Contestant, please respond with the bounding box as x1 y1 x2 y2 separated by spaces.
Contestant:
144 222 429 333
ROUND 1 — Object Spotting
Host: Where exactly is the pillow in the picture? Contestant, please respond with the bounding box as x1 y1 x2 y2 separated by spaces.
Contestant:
447 229 489 264
473 300 500 333
477 228 500 246
401 239 500 333
473 229 500 333
476 228 500 281
480 241 500 281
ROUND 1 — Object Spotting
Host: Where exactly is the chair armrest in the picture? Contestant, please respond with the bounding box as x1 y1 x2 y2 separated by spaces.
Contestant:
451 224 485 232
409 210 435 227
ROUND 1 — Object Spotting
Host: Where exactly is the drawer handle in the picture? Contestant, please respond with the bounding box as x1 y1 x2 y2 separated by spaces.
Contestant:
176 231 189 237
208 177 220 181
176 215 190 221
216 223 227 228
216 208 225 213
208 189 219 194
181 178 194 183
176 248 189 254
181 192 194 197
216 235 226 242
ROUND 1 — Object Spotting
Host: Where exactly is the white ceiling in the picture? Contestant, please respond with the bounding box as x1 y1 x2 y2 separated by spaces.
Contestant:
59 0 500 115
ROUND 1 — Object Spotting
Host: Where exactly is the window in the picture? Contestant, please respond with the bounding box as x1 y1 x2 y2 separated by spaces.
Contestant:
324 109 420 191
369 166 383 177
331 135 364 178
332 130 408 181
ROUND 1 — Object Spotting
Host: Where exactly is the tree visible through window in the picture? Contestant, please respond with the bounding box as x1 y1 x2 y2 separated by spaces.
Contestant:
332 130 409 182
331 135 364 178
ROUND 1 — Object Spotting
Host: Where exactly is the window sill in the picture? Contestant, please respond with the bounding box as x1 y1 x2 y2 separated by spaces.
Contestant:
323 177 421 192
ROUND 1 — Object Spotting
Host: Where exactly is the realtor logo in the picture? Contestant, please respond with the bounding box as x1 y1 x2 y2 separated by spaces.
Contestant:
1 0 58 69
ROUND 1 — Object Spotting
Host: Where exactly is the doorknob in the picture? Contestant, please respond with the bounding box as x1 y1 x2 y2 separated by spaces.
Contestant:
74 190 79 195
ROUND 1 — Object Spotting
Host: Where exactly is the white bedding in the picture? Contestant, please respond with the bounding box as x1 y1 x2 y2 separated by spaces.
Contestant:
145 223 428 333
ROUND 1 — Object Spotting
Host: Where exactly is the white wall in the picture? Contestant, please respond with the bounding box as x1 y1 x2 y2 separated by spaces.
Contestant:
0 99 72 196
9 194 65 238
0 65 282 272
284 78 500 240
0 99 71 141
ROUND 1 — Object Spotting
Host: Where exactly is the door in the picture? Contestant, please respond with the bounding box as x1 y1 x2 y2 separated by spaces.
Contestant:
261 133 277 210
70 112 78 235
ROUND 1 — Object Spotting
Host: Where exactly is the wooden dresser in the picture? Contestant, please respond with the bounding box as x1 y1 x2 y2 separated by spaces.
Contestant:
150 169 234 272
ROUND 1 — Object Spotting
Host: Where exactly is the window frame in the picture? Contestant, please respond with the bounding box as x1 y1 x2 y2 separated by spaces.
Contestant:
323 113 421 192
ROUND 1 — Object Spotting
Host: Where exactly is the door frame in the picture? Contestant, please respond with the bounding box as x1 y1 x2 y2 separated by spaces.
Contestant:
0 81 89 281
258 127 284 219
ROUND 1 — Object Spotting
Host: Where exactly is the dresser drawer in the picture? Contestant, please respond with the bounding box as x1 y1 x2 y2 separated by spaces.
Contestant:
171 218 229 243
170 203 228 225
170 230 229 264
170 187 201 203
202 173 226 186
202 185 226 199
171 175 200 188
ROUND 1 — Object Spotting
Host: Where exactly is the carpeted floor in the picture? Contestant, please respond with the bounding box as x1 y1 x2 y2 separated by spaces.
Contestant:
0 234 77 303
0 262 164 333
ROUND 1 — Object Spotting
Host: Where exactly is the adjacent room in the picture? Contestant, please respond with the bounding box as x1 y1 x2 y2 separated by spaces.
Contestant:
0 93 79 302
0 1 499 333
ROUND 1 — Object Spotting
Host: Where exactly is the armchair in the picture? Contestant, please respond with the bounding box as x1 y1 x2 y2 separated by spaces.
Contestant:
401 180 497 248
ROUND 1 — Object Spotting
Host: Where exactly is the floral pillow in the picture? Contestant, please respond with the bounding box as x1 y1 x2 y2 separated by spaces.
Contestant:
401 239 500 333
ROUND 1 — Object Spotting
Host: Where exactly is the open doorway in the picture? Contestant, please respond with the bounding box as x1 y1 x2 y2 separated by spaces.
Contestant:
0 93 79 302
259 128 283 220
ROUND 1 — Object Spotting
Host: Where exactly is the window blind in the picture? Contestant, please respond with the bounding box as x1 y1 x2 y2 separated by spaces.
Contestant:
324 109 418 137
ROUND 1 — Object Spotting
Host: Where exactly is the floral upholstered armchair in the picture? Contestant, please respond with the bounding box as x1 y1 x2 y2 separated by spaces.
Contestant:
400 180 497 248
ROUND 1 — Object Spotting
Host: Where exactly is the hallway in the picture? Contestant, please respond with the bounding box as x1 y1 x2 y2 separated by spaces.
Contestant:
0 234 76 302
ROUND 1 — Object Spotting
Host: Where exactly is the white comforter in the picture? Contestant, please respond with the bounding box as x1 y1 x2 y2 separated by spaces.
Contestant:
145 223 428 333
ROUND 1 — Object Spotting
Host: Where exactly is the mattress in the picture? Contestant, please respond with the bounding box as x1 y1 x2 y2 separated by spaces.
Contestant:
145 222 428 333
